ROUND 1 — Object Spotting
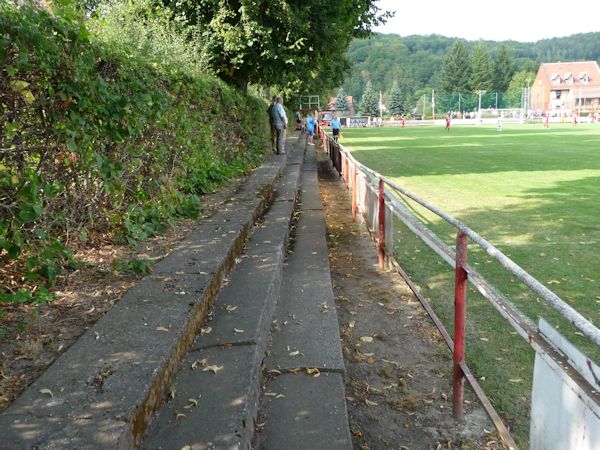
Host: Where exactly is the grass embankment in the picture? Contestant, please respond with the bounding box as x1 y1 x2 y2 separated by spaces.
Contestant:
0 2 269 305
342 123 600 446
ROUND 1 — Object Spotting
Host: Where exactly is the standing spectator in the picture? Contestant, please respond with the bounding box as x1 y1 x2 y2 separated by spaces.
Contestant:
267 96 277 153
445 114 451 132
306 112 316 145
544 112 549 128
294 111 302 130
273 96 288 154
331 115 341 142
401 114 406 128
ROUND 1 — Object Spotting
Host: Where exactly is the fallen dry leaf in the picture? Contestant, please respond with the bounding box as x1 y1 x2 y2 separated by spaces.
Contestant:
175 413 186 420
360 336 373 343
306 368 321 377
183 398 198 409
364 399 378 406
289 350 300 356
200 327 212 335
39 388 54 398
226 305 238 312
233 328 244 334
203 365 224 374
156 326 169 332
509 378 523 383
191 358 207 370
265 392 283 398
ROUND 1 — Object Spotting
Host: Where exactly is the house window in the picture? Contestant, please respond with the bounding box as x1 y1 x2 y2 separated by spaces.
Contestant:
564 72 574 85
551 73 561 85
579 72 589 84
555 91 562 99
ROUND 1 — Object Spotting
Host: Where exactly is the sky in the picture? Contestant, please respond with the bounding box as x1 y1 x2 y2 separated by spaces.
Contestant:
373 0 600 42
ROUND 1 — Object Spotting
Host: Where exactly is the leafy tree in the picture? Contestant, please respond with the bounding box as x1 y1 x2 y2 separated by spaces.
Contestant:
387 81 405 115
162 0 392 93
360 80 379 116
334 87 349 111
440 40 471 93
507 71 537 92
493 44 513 92
470 41 493 92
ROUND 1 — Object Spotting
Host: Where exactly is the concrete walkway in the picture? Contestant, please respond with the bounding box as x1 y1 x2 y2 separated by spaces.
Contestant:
0 133 351 449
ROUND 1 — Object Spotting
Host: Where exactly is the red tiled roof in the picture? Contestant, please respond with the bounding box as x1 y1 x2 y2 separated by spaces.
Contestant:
540 61 600 88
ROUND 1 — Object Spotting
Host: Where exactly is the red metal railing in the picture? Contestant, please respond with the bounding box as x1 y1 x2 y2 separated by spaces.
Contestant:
453 232 468 420
316 127 600 450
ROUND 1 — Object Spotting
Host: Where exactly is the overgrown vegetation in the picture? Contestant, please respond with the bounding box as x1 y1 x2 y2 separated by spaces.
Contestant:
0 1 268 303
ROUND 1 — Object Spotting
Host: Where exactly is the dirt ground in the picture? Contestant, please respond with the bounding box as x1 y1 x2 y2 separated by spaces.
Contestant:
0 178 245 413
316 147 508 450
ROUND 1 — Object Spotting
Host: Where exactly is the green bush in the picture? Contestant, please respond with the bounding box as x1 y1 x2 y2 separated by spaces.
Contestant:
0 1 269 303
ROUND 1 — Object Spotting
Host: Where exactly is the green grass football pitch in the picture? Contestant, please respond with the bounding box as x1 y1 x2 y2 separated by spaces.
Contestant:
339 123 600 445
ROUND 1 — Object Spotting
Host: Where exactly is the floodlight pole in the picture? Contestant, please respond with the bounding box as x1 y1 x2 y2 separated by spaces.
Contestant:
477 90 485 124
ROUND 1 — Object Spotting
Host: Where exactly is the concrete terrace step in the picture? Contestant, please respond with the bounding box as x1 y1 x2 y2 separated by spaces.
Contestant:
255 144 352 450
0 136 300 450
140 139 306 450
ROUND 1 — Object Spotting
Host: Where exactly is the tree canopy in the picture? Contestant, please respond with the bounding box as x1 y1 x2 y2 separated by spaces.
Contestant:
162 0 392 95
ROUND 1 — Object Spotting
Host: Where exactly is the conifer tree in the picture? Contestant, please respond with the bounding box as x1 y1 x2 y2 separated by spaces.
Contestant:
387 81 405 115
470 41 494 92
360 81 379 117
334 87 349 111
440 40 472 93
493 44 513 92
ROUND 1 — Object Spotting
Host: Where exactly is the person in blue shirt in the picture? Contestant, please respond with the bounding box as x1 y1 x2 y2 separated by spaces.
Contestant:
306 112 316 144
331 116 341 142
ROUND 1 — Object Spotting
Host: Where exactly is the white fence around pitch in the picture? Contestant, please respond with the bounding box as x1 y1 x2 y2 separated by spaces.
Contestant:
317 126 600 450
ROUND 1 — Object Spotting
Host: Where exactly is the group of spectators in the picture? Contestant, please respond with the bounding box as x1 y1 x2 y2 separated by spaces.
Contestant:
267 96 342 153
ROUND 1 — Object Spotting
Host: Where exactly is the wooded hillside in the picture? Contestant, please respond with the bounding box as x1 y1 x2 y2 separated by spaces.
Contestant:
343 32 600 106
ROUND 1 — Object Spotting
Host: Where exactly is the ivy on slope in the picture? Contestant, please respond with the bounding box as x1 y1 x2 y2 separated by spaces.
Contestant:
0 3 269 303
